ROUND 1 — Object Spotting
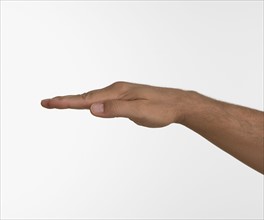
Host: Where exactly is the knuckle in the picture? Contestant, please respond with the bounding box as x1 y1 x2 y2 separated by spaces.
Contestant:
104 101 115 116
111 81 128 91
105 100 123 117
80 92 88 100
111 81 133 99
53 96 64 101
85 90 97 99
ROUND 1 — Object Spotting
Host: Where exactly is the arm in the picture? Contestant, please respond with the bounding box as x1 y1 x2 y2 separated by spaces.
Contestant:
181 91 264 174
41 81 264 174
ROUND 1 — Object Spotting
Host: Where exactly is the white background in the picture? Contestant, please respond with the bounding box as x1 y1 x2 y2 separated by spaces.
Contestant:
1 1 263 219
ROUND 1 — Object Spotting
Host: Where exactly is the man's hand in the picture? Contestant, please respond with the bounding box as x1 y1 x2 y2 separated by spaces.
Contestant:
41 81 264 174
41 81 190 128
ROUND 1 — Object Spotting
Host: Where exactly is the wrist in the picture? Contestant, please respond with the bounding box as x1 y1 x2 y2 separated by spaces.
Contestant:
175 90 203 126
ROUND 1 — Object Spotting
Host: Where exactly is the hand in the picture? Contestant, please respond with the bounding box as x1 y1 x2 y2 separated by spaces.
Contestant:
41 81 264 173
41 81 189 128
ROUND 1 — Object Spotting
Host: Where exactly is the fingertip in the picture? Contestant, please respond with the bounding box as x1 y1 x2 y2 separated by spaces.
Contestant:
91 103 104 114
41 99 51 108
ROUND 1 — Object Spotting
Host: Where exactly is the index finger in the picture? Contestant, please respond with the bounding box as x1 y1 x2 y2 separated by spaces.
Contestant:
40 82 132 109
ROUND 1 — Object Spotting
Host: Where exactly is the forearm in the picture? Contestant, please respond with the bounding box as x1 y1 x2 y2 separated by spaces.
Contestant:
41 81 264 174
180 91 264 174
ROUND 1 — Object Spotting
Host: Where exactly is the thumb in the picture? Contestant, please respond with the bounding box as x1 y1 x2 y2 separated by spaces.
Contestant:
90 100 141 119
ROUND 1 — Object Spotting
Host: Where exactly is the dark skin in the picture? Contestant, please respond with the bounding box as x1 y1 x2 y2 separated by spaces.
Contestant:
41 81 264 174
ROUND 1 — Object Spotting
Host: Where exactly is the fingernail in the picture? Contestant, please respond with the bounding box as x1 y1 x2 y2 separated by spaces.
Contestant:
91 103 104 113
42 99 50 102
